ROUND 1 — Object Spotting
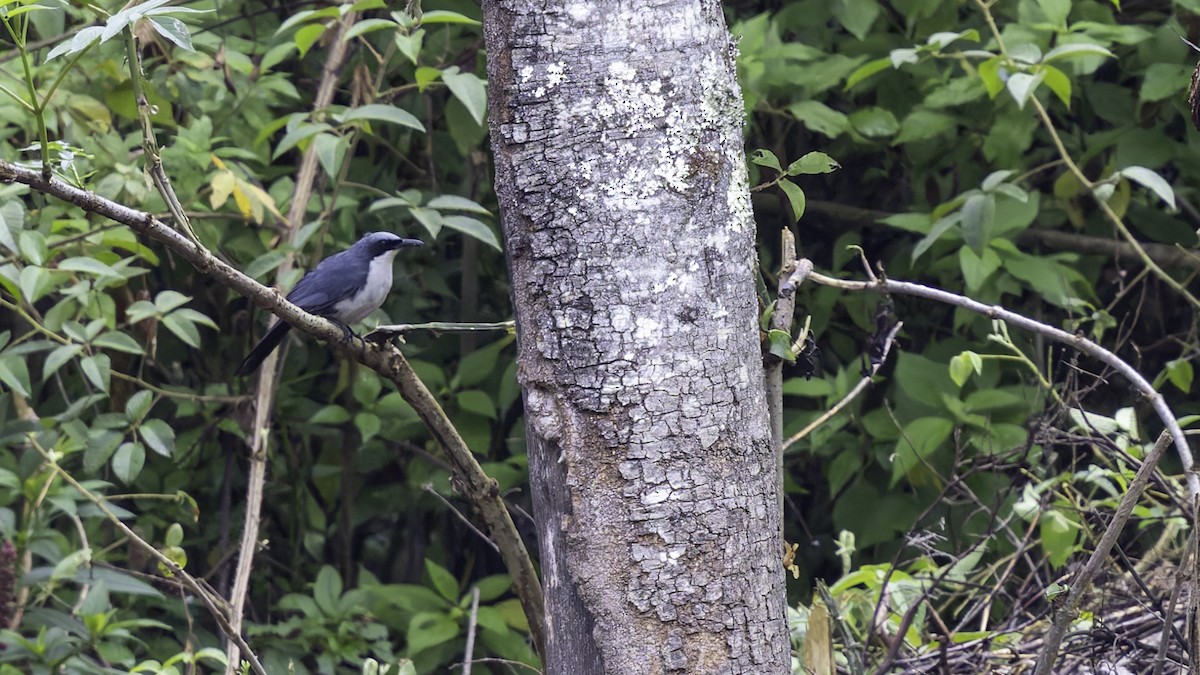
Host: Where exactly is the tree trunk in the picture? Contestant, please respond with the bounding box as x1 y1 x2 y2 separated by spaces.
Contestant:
484 1 788 673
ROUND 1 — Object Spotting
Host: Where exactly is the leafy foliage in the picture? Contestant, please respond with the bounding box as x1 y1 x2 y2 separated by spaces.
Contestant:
0 0 522 672
738 0 1200 663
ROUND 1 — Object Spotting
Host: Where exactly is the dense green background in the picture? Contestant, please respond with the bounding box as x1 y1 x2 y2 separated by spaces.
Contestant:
0 0 1196 671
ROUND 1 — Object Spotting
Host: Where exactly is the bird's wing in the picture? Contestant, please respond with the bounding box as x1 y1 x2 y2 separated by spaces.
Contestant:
285 255 363 317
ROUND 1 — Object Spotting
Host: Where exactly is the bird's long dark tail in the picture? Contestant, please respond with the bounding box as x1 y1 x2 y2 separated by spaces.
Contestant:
235 321 292 376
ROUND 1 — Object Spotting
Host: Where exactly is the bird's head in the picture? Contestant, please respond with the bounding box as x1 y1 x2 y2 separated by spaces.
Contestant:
357 232 424 260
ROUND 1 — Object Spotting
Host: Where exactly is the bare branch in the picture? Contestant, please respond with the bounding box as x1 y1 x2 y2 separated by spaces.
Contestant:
1033 431 1172 675
801 264 1200 502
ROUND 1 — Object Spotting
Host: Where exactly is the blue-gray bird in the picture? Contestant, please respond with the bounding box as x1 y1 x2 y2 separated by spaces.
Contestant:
235 232 423 375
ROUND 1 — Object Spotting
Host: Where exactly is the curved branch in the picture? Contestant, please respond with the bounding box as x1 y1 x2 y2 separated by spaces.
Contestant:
802 265 1200 502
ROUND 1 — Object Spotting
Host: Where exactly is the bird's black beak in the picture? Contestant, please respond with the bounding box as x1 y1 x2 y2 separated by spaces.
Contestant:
391 238 424 250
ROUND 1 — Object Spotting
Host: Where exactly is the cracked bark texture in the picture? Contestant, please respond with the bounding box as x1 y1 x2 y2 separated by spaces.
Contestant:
484 2 787 673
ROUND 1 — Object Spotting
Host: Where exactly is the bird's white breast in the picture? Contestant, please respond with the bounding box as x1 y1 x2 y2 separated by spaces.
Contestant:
332 249 400 324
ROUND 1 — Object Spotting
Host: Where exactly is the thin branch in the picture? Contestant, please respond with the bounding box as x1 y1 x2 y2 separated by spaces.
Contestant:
125 29 196 243
781 320 902 451
367 320 516 340
225 7 361 673
462 586 481 675
25 436 267 675
802 265 1200 501
422 484 500 553
1033 431 1173 675
765 229 801 450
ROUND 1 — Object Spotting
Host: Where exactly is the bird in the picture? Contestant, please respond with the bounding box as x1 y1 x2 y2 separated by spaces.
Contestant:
235 232 423 376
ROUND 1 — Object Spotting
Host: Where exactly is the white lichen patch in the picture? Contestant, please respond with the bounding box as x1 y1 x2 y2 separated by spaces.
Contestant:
634 316 661 340
547 62 566 88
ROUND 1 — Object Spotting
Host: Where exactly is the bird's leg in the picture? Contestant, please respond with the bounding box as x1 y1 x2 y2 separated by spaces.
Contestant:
330 319 370 357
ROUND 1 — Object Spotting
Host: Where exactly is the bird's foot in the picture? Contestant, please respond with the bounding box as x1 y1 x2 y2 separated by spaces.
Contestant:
332 319 370 357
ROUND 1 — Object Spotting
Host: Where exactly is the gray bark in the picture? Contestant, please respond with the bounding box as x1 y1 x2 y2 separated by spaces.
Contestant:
484 1 788 673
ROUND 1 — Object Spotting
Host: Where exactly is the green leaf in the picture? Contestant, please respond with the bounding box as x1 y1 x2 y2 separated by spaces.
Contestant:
294 22 327 58
912 213 960 260
457 390 497 419
312 133 346 180
833 0 879 40
42 344 83 381
845 57 892 89
354 412 381 443
848 107 899 137
893 109 956 145
125 389 154 422
1119 167 1175 209
59 257 118 277
162 313 202 349
1140 63 1192 103
475 575 512 603
977 57 1006 98
1036 0 1071 26
310 405 351 424
779 179 806 222
1040 509 1080 568
419 9 480 25
1005 71 1045 109
18 230 46 266
925 30 980 50
0 355 31 397
0 201 23 253
441 216 501 251
52 548 92 582
961 193 995 252
425 559 459 601
958 245 1000 291
164 523 184 548
139 419 176 457
1165 358 1193 393
395 28 425 65
441 67 487 126
406 611 460 655
92 331 144 355
426 195 490 215
80 353 111 393
273 122 333 160
341 104 425 132
1040 65 1071 108
46 25 103 62
146 16 193 52
787 151 840 175
786 100 850 138
1042 42 1114 63
112 442 146 483
313 565 343 616
891 416 954 484
749 149 782 172
343 17 396 41
767 329 795 362
948 351 983 387
153 290 192 314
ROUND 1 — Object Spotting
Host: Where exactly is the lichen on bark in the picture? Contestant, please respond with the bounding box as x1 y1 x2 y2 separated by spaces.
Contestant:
486 1 788 672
